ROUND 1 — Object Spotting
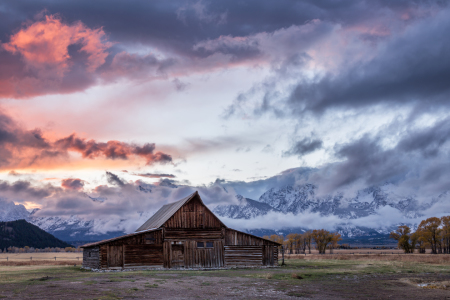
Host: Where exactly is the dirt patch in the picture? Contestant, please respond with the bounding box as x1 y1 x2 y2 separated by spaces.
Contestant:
1 260 450 299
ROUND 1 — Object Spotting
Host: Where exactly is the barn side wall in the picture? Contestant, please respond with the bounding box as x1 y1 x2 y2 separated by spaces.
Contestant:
95 230 164 269
82 247 100 269
224 229 279 267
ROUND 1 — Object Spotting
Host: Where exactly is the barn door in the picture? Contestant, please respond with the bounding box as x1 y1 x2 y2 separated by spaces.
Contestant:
171 243 185 268
108 245 123 268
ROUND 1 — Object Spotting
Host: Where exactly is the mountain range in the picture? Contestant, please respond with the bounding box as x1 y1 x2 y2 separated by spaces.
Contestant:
0 183 444 245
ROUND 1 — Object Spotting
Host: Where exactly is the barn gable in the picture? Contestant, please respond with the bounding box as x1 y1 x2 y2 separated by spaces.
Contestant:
136 191 226 231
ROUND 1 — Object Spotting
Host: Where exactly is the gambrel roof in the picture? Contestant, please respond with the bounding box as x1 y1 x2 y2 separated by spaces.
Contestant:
135 191 226 231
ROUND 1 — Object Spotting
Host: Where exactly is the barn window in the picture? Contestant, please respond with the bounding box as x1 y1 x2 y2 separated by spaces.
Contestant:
206 242 213 248
197 242 204 248
145 233 156 244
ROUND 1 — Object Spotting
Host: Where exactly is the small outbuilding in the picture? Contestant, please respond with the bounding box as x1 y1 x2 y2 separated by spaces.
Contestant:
81 191 280 269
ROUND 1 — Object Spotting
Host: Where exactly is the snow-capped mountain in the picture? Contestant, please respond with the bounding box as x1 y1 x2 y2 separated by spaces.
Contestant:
0 182 445 244
0 198 30 221
255 184 422 219
213 183 438 240
214 195 280 219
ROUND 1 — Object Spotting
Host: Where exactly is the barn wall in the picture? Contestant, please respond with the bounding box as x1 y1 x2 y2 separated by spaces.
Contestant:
124 245 163 268
224 229 279 267
96 230 164 269
163 238 224 268
82 247 100 269
224 229 276 246
164 197 223 229
224 246 263 267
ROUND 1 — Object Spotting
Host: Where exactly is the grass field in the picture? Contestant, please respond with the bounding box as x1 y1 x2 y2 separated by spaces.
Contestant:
0 255 449 299
0 252 81 266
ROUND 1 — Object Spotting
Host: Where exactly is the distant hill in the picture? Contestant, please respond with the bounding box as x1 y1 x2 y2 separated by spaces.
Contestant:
0 219 73 249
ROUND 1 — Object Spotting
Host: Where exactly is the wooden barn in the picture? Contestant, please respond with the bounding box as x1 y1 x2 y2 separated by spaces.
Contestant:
81 191 280 270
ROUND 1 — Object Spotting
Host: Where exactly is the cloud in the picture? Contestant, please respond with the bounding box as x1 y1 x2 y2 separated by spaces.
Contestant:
0 179 58 199
3 15 111 73
0 108 173 170
55 134 172 165
283 136 323 157
133 173 176 179
105 171 125 187
61 178 85 191
0 14 112 98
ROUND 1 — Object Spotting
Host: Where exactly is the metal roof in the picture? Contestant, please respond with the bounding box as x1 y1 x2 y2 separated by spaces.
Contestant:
80 228 161 248
134 191 198 232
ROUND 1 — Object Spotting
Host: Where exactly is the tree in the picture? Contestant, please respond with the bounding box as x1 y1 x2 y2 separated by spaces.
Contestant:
329 232 342 254
286 233 297 254
417 217 442 254
441 216 450 254
389 225 416 253
304 231 313 254
311 229 334 254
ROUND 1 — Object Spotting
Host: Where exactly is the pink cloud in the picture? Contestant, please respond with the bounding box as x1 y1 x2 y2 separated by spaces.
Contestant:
3 15 111 74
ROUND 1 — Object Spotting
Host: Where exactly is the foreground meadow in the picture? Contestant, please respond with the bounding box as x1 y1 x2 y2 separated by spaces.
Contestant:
0 255 450 299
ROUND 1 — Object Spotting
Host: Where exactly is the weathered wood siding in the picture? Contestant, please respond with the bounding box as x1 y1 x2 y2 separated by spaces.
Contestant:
224 246 263 267
262 245 278 266
225 229 279 267
124 245 163 268
82 247 100 269
163 239 224 268
164 197 223 229
100 245 107 269
107 245 123 268
164 229 222 240
225 229 274 246
96 230 164 269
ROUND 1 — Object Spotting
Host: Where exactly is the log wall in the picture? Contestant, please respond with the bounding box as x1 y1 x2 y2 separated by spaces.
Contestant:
82 247 100 269
224 229 279 267
97 229 164 269
124 245 163 268
225 229 275 246
224 246 263 267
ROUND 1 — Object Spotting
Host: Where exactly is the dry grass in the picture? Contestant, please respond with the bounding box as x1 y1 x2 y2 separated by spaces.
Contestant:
0 260 81 266
0 252 80 260
0 253 81 266
283 253 450 264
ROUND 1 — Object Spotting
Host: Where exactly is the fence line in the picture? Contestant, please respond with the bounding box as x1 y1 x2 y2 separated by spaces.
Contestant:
0 257 81 261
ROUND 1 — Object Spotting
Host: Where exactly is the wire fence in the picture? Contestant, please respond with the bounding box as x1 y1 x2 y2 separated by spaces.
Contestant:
0 256 81 261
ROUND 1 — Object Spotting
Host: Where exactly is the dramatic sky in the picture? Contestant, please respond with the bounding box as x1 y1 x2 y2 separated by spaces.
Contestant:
1 0 450 232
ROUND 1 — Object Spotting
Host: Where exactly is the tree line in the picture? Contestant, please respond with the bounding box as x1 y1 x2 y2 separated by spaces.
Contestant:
390 216 450 254
263 229 342 254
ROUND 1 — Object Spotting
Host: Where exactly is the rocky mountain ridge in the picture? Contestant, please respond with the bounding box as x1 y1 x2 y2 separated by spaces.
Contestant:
0 183 443 243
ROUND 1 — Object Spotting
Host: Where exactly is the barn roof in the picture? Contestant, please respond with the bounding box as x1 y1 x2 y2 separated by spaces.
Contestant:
135 191 227 232
80 228 161 248
135 191 198 231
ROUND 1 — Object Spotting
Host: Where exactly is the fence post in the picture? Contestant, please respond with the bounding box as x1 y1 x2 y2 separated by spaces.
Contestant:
30 257 32 261
54 257 56 261
6 257 8 261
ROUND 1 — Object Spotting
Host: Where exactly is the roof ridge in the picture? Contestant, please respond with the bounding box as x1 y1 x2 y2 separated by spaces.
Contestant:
134 191 198 232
